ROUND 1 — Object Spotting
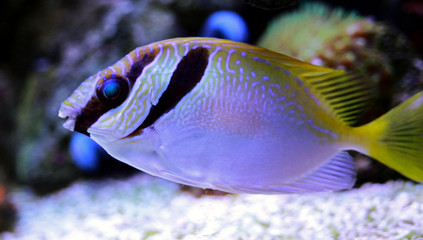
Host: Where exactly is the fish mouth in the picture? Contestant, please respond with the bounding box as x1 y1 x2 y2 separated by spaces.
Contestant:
58 102 80 132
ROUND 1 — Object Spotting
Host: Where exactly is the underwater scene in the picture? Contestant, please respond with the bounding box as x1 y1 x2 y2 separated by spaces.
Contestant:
1 0 423 239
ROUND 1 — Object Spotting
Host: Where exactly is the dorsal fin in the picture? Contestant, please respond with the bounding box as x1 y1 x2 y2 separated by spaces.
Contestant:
187 38 375 126
302 70 374 126
242 44 376 126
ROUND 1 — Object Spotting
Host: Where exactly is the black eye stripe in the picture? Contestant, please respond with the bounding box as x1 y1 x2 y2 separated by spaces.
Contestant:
126 53 156 87
125 46 209 138
74 96 108 135
74 52 157 136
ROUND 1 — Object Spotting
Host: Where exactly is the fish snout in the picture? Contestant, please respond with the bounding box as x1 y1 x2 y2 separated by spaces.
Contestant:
58 101 80 131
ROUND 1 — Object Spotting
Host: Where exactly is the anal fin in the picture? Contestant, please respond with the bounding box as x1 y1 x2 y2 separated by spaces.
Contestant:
268 151 356 193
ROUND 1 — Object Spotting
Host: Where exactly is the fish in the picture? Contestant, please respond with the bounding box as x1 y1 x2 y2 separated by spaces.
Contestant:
59 37 423 194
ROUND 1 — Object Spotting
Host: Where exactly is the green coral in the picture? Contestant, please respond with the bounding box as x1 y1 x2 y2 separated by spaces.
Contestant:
258 3 365 63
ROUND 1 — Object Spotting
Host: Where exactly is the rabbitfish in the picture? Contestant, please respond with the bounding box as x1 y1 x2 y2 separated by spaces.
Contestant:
59 38 423 193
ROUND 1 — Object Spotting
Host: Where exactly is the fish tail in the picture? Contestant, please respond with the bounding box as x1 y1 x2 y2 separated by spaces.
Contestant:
356 92 423 181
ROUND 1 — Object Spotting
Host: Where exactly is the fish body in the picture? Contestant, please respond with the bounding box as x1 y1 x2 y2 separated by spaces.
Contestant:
59 38 423 193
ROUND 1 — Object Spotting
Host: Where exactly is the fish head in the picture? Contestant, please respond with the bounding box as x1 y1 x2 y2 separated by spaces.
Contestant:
58 71 132 141
58 47 159 142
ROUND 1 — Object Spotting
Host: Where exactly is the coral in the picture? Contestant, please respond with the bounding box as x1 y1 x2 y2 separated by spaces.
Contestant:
258 4 374 65
1 174 422 239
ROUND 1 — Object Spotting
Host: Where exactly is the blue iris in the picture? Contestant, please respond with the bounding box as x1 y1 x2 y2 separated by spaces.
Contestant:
103 81 121 100
200 10 249 43
96 75 129 108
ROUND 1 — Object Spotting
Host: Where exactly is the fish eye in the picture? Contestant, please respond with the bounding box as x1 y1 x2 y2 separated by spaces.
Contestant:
95 74 129 108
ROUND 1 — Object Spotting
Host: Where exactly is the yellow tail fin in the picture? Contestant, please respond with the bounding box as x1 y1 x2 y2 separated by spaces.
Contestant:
358 92 423 181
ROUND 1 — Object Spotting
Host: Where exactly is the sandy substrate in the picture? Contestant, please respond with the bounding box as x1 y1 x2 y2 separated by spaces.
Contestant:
1 174 422 240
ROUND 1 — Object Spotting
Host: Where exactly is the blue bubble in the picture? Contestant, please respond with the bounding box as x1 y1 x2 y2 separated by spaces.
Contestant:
200 10 249 42
69 133 103 173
